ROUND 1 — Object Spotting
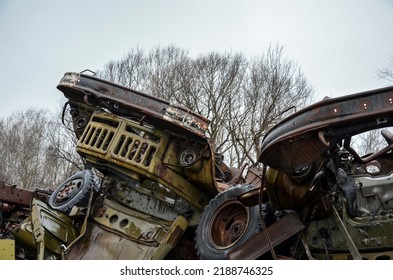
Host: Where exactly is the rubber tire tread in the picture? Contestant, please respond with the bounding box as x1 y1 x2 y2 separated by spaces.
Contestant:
48 169 95 214
195 184 262 259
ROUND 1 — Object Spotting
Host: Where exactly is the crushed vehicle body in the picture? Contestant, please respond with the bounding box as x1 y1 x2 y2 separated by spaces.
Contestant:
2 71 393 260
195 85 393 260
0 71 245 260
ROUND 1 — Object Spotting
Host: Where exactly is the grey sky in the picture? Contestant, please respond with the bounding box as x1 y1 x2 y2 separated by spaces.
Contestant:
1 0 392 118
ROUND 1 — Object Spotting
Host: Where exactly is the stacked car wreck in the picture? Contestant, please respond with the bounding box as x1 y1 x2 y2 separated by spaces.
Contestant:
2 71 393 260
0 71 243 260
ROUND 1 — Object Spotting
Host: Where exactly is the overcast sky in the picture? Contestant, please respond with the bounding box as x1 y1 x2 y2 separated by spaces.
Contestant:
1 0 392 118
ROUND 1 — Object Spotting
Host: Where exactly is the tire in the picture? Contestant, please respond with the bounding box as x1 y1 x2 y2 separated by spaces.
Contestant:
195 184 262 259
48 170 96 214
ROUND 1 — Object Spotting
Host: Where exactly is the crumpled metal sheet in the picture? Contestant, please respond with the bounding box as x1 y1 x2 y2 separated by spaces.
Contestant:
57 72 210 139
63 222 157 260
260 86 393 173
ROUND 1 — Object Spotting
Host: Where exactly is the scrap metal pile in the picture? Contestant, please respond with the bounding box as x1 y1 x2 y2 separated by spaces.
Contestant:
2 71 393 260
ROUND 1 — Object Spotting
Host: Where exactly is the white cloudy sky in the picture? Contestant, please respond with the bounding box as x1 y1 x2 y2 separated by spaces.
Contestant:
0 0 392 118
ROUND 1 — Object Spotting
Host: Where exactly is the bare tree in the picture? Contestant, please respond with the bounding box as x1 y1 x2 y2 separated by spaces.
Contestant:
377 56 393 84
0 109 48 188
97 45 314 168
43 103 85 185
100 47 149 91
145 45 190 101
351 128 390 158
0 119 8 183
191 52 247 152
0 107 83 189
353 57 393 157
234 45 314 166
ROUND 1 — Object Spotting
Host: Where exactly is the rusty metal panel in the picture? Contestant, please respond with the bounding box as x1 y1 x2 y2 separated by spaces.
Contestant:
244 166 262 189
0 182 34 207
57 72 210 139
227 213 304 260
260 86 393 173
63 222 158 260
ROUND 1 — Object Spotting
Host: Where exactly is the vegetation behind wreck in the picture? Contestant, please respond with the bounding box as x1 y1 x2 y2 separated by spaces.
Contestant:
0 45 314 190
2 46 393 261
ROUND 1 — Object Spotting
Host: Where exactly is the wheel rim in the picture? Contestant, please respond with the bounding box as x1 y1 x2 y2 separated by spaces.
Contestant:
54 178 83 205
208 200 250 249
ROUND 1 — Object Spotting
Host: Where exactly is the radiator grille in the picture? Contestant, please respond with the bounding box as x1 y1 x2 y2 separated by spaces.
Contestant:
111 132 158 168
77 113 160 169
79 119 117 155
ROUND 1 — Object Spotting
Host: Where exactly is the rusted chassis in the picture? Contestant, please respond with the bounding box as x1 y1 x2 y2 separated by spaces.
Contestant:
260 86 393 173
53 71 234 259
239 86 393 210
227 86 393 259
0 182 50 208
0 182 52 259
